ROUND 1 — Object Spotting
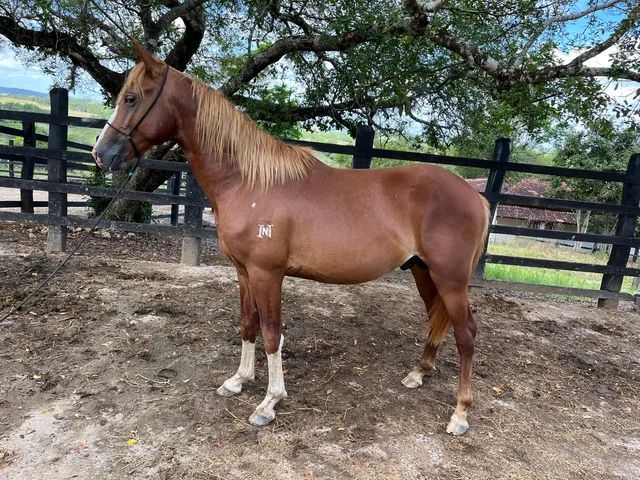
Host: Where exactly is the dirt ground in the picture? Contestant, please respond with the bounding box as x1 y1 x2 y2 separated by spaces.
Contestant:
0 222 639 480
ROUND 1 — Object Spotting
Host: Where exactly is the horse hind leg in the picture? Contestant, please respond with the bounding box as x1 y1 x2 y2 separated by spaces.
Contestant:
402 264 450 389
429 272 477 436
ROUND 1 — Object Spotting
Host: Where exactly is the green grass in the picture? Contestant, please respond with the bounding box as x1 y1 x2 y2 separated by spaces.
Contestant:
485 239 637 294
0 94 109 151
301 130 353 145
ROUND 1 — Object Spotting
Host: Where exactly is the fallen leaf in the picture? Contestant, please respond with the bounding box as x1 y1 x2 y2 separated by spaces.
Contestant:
127 438 138 446
492 386 503 394
0 450 17 469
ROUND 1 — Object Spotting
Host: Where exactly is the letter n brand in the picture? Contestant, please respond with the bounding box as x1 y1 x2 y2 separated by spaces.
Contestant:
257 224 273 239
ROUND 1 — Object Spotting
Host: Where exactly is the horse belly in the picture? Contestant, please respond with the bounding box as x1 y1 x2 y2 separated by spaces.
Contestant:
286 228 411 284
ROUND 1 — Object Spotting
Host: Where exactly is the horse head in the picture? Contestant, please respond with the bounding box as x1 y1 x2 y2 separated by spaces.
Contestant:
92 40 177 171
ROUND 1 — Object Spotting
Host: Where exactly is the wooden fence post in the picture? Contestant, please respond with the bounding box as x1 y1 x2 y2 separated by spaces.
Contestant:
351 125 375 169
46 88 69 252
21 120 36 213
170 171 182 226
181 171 204 265
475 137 511 279
8 140 14 177
598 153 640 309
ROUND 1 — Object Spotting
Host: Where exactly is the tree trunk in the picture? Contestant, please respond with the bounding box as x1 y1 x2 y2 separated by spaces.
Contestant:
573 209 591 252
108 143 184 221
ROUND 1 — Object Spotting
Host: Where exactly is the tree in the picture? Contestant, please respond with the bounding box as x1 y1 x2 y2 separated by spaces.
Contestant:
1 0 639 218
548 128 640 250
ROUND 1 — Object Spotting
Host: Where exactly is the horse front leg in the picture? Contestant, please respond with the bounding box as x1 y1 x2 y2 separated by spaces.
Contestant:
247 270 287 426
217 272 259 397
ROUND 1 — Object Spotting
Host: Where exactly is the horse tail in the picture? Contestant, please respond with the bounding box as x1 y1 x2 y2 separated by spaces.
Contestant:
426 294 450 346
426 193 489 347
471 193 491 271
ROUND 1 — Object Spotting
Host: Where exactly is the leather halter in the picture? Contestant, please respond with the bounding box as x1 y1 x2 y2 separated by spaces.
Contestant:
106 63 170 161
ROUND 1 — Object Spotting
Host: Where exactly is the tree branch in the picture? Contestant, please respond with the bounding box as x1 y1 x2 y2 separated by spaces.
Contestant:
0 14 124 96
427 28 501 75
230 94 404 123
515 0 623 66
403 0 446 34
511 8 640 85
163 2 206 71
265 0 314 35
156 0 208 33
219 29 392 95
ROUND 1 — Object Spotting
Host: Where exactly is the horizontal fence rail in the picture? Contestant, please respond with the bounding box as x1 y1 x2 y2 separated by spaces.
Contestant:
0 124 93 151
484 254 640 277
0 177 208 206
0 109 106 128
490 225 640 248
1 91 639 305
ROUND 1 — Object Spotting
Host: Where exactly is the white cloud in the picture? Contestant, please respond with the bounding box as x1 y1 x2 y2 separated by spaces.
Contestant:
0 46 55 93
0 46 101 98
0 57 22 69
555 45 620 69
555 45 638 104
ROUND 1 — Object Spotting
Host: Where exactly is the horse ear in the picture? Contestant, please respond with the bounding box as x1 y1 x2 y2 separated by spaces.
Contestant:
131 38 164 74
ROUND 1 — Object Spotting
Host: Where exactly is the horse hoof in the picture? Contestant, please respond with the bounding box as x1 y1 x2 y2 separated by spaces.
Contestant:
217 383 240 398
249 409 275 426
401 370 423 389
446 413 469 436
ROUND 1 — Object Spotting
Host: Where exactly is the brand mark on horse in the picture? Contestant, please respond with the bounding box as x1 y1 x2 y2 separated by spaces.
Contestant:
257 224 273 239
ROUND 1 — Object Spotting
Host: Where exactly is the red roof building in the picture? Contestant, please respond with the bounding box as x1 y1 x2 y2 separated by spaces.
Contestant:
468 178 576 227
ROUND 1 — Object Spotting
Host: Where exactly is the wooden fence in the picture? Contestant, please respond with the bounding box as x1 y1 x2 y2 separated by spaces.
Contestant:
0 89 639 307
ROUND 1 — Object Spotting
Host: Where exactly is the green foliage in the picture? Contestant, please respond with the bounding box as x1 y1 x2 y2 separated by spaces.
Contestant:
548 127 640 234
86 167 152 223
3 0 639 159
86 166 112 218
548 129 638 201
244 85 303 139
127 200 153 224
0 101 48 113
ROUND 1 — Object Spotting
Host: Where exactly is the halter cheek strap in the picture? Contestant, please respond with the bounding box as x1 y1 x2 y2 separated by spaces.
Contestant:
106 63 170 163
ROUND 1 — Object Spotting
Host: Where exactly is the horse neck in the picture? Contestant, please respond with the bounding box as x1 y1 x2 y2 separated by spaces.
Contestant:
173 93 244 208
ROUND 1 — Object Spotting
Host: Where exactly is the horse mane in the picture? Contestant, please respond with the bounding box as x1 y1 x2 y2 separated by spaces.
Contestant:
120 62 317 189
118 63 148 104
191 78 317 190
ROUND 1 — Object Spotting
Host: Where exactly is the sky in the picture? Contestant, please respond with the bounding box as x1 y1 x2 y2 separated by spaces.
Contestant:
0 49 60 94
0 45 102 99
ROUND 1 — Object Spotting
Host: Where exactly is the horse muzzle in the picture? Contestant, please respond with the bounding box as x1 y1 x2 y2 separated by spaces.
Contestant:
92 143 129 171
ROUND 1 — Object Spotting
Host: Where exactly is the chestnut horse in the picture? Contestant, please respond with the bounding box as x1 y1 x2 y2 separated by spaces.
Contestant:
92 42 489 436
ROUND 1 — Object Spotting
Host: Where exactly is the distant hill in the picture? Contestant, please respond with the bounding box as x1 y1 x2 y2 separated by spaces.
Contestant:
0 87 47 98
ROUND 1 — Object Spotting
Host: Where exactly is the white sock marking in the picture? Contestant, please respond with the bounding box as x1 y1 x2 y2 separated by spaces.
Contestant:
251 335 287 421
220 340 255 394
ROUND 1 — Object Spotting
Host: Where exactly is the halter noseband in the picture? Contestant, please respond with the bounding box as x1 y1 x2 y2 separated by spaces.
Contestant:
106 63 170 162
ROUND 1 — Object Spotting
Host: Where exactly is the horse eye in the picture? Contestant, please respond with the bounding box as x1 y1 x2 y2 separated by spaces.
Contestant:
125 94 137 104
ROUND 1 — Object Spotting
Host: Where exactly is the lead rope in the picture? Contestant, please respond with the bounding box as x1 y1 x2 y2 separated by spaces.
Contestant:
0 157 141 325
0 60 170 326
